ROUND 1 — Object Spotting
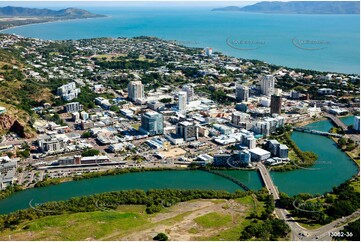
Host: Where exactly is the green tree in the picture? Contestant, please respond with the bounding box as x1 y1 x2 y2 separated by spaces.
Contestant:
81 149 100 157
81 131 92 138
153 233 168 241
110 105 120 112
338 138 347 146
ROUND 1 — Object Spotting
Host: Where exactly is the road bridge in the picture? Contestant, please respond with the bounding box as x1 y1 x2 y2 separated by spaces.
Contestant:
293 127 344 138
324 113 348 131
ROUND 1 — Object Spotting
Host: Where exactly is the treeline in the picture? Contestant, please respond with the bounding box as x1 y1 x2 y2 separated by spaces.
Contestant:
0 185 22 200
34 178 62 188
72 167 186 181
276 177 360 225
0 189 248 231
240 218 290 240
240 188 290 240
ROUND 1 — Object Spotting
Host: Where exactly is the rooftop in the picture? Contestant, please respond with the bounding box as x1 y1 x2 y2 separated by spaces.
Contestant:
249 147 271 156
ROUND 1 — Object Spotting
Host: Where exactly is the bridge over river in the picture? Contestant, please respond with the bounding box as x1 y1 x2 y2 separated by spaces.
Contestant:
293 127 344 138
324 113 348 131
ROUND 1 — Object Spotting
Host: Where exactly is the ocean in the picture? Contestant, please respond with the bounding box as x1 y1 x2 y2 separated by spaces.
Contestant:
1 6 360 74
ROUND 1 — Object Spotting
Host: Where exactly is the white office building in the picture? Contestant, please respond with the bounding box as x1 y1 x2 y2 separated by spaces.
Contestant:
182 84 194 103
178 91 187 113
260 75 276 96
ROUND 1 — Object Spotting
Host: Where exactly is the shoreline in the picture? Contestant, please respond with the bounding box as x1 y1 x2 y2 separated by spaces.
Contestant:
1 166 254 202
0 17 358 75
293 116 327 127
330 136 360 169
0 15 110 33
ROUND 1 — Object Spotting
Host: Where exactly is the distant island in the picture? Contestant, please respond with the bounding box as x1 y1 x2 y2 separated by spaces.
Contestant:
0 6 105 30
212 1 360 14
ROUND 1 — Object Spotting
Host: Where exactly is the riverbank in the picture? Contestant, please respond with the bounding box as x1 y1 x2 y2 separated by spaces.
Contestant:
330 136 360 167
293 116 327 127
269 132 318 172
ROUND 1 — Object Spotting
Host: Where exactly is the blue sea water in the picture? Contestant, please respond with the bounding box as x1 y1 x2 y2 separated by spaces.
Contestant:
1 6 360 74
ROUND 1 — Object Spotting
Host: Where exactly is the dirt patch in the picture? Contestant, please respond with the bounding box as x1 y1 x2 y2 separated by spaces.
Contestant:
158 148 186 158
118 199 249 241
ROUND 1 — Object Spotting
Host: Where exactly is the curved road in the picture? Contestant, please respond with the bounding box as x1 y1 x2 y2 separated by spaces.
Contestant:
256 162 360 241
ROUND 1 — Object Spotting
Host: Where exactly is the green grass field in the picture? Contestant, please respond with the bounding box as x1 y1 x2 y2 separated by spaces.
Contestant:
0 197 264 241
194 212 232 228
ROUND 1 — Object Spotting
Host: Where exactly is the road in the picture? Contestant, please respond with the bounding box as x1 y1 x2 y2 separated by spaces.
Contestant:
256 162 360 241
256 162 279 199
323 113 348 130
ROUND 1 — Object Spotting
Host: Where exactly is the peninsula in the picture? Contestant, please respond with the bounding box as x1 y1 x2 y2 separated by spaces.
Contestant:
0 6 105 30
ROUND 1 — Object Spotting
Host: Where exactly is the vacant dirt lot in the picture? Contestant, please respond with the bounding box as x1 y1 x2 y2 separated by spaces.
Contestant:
116 199 248 241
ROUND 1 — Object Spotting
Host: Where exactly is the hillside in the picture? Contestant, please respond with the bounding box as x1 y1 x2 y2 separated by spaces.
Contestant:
0 48 51 138
0 6 105 18
212 1 360 14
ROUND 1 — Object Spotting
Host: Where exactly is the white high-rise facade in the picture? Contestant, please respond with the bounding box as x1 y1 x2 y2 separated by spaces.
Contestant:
205 47 213 56
128 81 144 101
178 91 187 113
260 75 276 96
182 84 194 103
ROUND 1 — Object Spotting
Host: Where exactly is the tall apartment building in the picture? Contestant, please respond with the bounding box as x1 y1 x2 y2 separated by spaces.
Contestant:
127 81 144 102
239 129 256 149
140 111 164 136
182 84 194 103
176 121 198 142
64 102 83 113
270 94 282 115
204 47 213 56
260 75 276 96
178 91 187 113
57 82 81 101
235 84 249 102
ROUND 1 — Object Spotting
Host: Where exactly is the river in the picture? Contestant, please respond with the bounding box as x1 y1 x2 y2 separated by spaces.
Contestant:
0 117 358 214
